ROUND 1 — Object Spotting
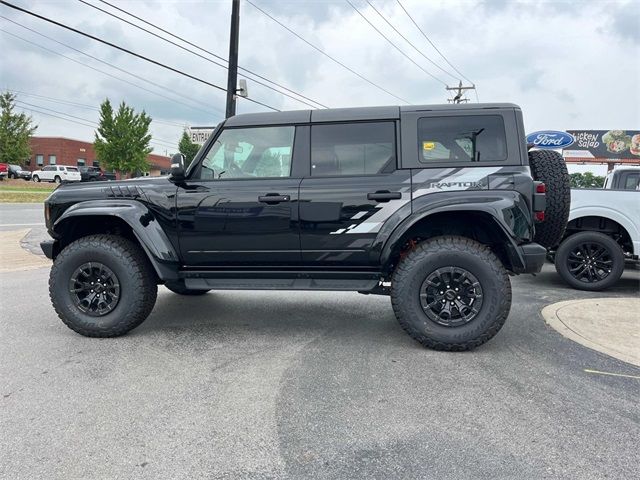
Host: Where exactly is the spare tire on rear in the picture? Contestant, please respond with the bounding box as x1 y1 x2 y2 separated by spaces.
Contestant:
528 149 571 248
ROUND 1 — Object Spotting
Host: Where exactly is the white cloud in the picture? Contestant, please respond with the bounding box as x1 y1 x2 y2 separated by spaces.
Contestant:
1 0 638 154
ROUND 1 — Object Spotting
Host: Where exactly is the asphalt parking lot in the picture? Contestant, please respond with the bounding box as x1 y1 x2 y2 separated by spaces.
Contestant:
1 204 639 479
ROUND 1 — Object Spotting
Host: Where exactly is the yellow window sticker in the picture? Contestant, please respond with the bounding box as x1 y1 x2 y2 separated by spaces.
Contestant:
422 141 435 151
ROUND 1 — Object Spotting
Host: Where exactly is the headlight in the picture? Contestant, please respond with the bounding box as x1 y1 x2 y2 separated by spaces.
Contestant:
44 203 50 224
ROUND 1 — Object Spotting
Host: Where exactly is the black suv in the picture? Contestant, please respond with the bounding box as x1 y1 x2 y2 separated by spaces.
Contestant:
41 103 570 350
7 164 32 180
78 166 107 182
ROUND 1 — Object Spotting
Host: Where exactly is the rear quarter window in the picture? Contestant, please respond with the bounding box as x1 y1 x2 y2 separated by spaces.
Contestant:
418 115 508 164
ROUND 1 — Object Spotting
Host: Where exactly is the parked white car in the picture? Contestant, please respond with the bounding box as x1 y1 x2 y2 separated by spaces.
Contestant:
32 165 82 183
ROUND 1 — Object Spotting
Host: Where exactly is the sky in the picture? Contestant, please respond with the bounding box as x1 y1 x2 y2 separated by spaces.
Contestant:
1 0 638 173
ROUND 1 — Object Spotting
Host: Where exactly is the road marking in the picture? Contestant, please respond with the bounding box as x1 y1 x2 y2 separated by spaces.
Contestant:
0 223 43 227
584 369 640 379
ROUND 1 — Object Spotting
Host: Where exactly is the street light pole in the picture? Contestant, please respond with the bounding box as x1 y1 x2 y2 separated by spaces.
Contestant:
225 0 240 119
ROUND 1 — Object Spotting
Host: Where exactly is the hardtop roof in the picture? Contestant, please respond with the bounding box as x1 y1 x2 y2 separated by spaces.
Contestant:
224 103 521 127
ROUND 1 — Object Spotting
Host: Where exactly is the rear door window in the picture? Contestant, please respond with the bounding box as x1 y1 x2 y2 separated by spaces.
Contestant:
418 115 507 163
621 172 639 190
310 122 396 176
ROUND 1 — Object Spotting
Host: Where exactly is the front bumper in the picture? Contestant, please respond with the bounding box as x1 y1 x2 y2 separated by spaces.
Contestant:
516 242 547 274
40 240 58 260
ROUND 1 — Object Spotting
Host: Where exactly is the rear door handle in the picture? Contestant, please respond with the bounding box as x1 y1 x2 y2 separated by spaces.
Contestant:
258 193 290 204
367 191 401 202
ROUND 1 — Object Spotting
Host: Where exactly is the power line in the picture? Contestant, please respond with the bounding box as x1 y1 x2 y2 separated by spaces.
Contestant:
346 0 447 86
17 104 96 129
15 100 177 147
16 101 177 149
0 0 280 112
95 0 329 109
8 90 193 128
77 0 326 110
395 0 476 91
364 0 459 82
246 0 411 104
1 21 220 117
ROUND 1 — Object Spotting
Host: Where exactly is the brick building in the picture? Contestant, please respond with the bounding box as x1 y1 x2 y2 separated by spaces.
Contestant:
27 137 171 177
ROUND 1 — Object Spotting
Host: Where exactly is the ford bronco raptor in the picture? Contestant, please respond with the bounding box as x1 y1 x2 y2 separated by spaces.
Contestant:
41 103 570 350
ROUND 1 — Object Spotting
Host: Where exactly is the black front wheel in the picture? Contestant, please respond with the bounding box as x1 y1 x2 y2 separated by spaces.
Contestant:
554 231 624 291
50 234 158 337
391 236 511 351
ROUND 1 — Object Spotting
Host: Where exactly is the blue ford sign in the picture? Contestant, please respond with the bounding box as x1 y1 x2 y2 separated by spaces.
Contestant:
526 130 575 149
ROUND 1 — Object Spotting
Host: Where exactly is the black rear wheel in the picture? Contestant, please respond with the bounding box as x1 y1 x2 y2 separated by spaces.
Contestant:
555 231 624 291
391 236 511 351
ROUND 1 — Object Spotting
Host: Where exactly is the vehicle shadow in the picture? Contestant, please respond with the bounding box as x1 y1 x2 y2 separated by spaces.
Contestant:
135 288 414 347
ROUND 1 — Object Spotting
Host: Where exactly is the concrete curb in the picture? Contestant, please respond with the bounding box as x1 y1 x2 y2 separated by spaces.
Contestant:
0 229 51 272
542 298 640 367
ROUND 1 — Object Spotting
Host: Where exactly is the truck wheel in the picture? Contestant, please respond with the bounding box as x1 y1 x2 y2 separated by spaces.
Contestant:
54 176 62 184
391 236 511 351
554 231 624 291
528 150 571 248
33 175 40 182
49 234 158 337
165 280 210 296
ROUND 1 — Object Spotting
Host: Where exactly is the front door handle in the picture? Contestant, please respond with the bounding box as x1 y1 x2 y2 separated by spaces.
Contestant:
367 191 401 202
258 193 290 204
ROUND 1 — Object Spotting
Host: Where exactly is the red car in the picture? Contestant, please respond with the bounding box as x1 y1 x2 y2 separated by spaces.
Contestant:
0 163 8 180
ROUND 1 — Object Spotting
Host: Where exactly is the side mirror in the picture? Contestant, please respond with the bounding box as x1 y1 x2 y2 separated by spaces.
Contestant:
170 153 186 181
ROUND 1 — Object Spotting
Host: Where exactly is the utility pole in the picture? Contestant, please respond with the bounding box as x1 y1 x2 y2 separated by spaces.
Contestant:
225 0 240 118
446 81 476 104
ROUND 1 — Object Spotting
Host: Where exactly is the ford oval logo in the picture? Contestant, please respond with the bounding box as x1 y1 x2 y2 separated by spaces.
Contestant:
526 130 575 149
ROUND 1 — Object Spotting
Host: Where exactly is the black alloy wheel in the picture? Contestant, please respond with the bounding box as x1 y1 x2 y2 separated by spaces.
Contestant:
420 267 483 327
565 242 613 283
69 262 121 316
555 231 625 291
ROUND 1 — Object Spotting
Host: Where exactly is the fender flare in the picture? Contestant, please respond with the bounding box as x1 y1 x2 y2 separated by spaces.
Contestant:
374 190 532 271
54 199 179 280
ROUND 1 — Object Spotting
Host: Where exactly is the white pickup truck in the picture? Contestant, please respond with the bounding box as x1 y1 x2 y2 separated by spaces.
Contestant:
552 167 639 290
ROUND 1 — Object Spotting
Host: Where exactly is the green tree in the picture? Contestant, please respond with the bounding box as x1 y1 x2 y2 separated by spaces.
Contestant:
0 92 37 165
569 172 605 189
94 99 152 176
178 131 200 167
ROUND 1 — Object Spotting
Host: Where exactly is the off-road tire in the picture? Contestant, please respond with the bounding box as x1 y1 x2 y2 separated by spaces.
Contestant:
165 280 210 296
391 236 511 351
554 231 624 291
528 149 571 248
33 175 40 182
49 234 158 337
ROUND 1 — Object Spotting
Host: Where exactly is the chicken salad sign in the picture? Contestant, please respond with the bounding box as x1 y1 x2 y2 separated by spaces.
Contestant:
564 130 640 159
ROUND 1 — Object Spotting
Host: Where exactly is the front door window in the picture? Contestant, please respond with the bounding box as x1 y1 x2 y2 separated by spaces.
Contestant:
197 126 294 180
